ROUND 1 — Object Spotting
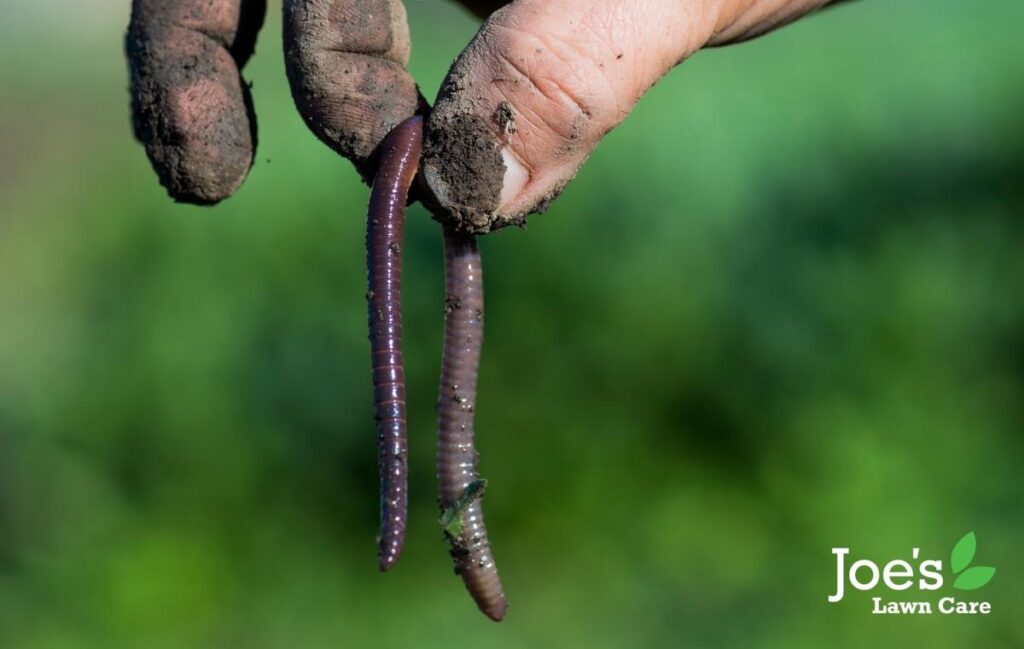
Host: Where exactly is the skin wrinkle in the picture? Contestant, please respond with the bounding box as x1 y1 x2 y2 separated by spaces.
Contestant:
131 0 853 216
471 19 613 187
426 0 707 228
564 3 652 99
163 25 212 59
172 21 232 49
489 87 544 170
707 0 758 40
710 0 832 44
532 30 615 116
283 0 418 172
484 85 583 209
490 15 626 124
517 2 622 70
493 46 585 142
452 40 579 219
423 0 842 230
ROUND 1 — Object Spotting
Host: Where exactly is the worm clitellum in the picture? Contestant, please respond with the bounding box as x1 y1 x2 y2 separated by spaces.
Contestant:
436 225 509 621
366 116 422 571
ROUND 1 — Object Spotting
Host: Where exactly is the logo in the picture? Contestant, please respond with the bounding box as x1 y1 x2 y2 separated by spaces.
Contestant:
828 531 996 615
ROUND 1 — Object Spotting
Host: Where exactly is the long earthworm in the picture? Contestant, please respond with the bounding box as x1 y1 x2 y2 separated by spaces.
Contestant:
365 115 507 619
365 115 422 572
437 224 509 621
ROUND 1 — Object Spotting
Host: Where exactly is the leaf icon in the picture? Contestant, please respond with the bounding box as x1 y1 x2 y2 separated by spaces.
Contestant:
953 566 996 590
950 531 977 574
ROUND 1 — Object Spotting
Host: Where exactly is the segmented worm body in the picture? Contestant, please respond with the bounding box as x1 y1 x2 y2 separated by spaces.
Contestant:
365 116 506 619
437 225 508 621
366 116 422 572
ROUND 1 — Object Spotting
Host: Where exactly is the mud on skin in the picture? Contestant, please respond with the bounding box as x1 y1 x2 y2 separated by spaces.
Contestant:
283 0 420 178
422 110 507 234
126 0 266 204
421 21 509 234
421 11 586 235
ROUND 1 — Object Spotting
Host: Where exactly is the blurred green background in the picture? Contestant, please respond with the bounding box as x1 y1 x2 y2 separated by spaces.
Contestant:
1 1 1022 647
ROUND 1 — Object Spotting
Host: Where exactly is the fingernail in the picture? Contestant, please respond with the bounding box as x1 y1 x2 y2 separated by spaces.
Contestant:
498 147 529 212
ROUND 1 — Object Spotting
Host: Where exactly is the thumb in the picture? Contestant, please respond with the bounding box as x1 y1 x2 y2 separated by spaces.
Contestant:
422 0 832 233
423 0 714 232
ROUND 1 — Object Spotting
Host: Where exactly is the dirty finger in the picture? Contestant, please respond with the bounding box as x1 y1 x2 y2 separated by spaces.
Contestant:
127 0 266 204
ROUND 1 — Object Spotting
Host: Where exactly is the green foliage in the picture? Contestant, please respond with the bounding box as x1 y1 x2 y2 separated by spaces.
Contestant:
1 1 1022 647
440 479 487 538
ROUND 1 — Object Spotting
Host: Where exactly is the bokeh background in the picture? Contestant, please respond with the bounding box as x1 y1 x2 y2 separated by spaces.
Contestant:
2 1 1022 647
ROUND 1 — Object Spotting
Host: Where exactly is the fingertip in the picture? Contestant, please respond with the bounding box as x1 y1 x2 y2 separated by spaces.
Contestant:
421 107 534 234
128 1 261 204
425 0 705 230
134 45 256 204
422 110 505 233
283 0 419 169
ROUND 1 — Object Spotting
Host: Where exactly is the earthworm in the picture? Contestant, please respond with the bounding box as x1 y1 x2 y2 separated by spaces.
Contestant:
437 224 509 621
366 116 422 572
364 114 508 617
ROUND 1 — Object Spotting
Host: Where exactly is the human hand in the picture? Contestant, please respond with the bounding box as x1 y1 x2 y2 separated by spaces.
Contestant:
127 0 843 225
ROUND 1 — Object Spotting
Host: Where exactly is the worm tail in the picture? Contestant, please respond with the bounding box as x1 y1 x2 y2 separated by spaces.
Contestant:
437 224 508 621
366 116 422 571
